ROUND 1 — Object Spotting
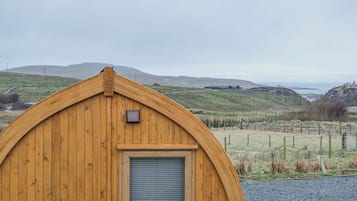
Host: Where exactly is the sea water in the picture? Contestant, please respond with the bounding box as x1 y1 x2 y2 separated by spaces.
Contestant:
259 82 343 95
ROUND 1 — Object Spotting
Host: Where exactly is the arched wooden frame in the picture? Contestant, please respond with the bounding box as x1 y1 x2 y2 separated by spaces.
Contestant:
0 67 244 201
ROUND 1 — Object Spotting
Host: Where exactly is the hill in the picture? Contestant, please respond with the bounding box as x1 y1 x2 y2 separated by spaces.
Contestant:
0 72 79 102
151 85 308 115
5 62 260 89
0 72 308 114
322 83 357 106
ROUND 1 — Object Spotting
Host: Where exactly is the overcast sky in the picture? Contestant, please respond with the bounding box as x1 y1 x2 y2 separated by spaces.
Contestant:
0 0 356 83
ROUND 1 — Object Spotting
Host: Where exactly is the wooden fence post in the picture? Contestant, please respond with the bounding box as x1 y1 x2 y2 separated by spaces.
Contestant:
247 133 250 147
320 136 323 151
329 134 332 159
292 136 295 148
224 137 227 152
228 134 231 145
356 130 357 149
318 124 321 135
269 135 271 148
291 122 294 133
283 122 286 133
283 137 286 160
342 132 347 150
300 122 303 134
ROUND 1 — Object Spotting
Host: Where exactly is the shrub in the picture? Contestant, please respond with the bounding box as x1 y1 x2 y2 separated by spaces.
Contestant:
11 102 31 110
348 158 357 169
295 160 307 173
235 161 247 176
0 94 19 104
290 99 347 121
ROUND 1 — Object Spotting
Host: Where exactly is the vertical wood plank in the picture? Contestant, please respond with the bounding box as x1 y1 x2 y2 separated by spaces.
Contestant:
132 102 141 144
51 115 61 201
111 95 121 201
27 129 36 201
211 165 219 201
93 96 101 201
68 106 77 201
1 158 10 201
172 124 182 144
35 124 44 201
139 106 149 144
105 97 112 201
203 153 213 201
218 180 228 201
124 99 134 144
18 136 27 201
162 118 173 144
0 160 2 201
60 110 69 201
76 103 85 201
84 99 94 201
99 96 108 201
195 148 204 201
147 109 157 144
10 147 19 201
43 119 52 201
156 113 165 144
179 125 188 144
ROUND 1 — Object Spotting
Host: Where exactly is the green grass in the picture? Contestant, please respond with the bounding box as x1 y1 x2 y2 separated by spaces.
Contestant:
213 128 357 181
0 72 79 102
149 85 308 117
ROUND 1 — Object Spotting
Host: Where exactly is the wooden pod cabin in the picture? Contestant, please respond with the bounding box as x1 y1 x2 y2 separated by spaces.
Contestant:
0 67 245 201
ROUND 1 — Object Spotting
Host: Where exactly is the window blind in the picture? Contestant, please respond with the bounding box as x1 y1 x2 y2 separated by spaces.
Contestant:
130 158 185 201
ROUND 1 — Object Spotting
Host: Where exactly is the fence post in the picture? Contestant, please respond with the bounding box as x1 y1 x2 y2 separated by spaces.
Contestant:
224 137 227 152
283 137 286 160
329 134 332 159
293 136 295 148
228 134 231 145
300 122 303 134
269 135 271 148
342 132 347 150
247 133 250 147
318 124 321 135
355 130 357 149
320 136 323 151
283 122 286 133
291 122 294 133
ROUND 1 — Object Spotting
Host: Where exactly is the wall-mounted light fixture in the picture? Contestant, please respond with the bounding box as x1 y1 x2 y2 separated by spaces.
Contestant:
126 110 140 123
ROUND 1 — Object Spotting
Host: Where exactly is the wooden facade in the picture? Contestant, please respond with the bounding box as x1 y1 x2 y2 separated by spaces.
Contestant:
0 67 245 201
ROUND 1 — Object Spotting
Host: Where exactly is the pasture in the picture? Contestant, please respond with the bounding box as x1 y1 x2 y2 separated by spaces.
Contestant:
212 125 357 181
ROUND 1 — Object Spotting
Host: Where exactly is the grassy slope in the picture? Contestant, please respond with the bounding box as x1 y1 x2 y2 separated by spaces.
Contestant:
0 72 308 115
151 85 308 115
0 72 79 102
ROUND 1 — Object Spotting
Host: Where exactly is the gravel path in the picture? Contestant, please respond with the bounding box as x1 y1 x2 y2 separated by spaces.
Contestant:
241 176 357 201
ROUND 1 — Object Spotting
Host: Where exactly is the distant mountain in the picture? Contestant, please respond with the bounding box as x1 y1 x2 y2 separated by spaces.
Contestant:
5 62 260 89
322 83 357 106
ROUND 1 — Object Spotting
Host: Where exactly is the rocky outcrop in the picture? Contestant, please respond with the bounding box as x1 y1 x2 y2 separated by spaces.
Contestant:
322 84 357 106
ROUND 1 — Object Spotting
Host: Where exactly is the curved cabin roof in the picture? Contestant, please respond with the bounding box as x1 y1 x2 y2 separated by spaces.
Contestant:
0 67 244 200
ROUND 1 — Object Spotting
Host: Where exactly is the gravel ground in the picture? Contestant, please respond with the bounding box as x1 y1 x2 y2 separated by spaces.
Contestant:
241 176 357 201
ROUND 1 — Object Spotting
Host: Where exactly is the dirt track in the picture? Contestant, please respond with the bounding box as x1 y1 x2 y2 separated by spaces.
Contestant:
241 176 357 201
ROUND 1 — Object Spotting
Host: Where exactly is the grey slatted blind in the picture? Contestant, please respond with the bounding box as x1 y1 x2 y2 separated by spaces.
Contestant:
130 158 185 201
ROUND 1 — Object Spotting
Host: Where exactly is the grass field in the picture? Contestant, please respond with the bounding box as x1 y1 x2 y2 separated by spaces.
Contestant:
213 127 357 181
0 72 79 102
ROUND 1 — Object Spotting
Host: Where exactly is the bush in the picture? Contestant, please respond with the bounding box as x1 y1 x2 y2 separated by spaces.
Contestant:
235 161 247 176
11 102 31 110
291 99 347 121
0 94 19 104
